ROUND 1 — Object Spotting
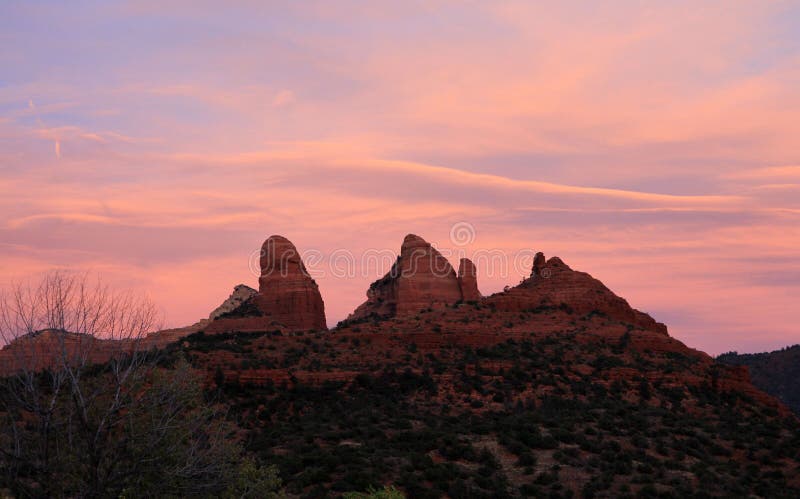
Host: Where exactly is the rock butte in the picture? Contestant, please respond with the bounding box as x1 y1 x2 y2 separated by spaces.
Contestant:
254 235 327 331
531 251 546 277
349 234 473 321
166 235 328 336
457 258 481 302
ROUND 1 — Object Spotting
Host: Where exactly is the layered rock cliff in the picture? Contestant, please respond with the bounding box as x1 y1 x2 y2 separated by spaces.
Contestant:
348 234 464 321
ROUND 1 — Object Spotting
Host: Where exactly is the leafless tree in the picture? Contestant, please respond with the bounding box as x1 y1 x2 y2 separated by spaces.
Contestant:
0 271 281 498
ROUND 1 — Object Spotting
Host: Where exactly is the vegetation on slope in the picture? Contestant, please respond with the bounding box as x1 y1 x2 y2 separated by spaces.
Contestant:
718 345 800 415
175 330 800 498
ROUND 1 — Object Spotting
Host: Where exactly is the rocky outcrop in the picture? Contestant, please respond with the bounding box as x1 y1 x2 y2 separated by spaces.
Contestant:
142 285 259 345
490 252 668 334
531 251 546 277
458 258 481 301
253 235 327 330
208 284 257 320
346 244 664 336
348 234 463 321
140 237 327 339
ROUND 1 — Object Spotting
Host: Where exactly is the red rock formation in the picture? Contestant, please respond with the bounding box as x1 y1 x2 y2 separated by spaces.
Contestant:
458 258 481 302
531 251 546 277
490 253 668 334
348 234 462 320
2 237 792 421
254 235 327 330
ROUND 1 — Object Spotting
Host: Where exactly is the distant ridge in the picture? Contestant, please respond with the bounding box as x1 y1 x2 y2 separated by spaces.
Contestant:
718 345 800 415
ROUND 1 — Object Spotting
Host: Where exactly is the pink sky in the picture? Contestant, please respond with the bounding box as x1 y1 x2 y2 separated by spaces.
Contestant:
1 1 799 354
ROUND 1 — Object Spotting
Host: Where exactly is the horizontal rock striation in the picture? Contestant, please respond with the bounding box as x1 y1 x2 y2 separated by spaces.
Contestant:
348 234 463 320
253 235 327 330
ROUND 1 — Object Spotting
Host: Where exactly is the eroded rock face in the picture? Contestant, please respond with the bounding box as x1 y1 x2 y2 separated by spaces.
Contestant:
254 235 327 330
458 258 481 302
348 234 463 320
